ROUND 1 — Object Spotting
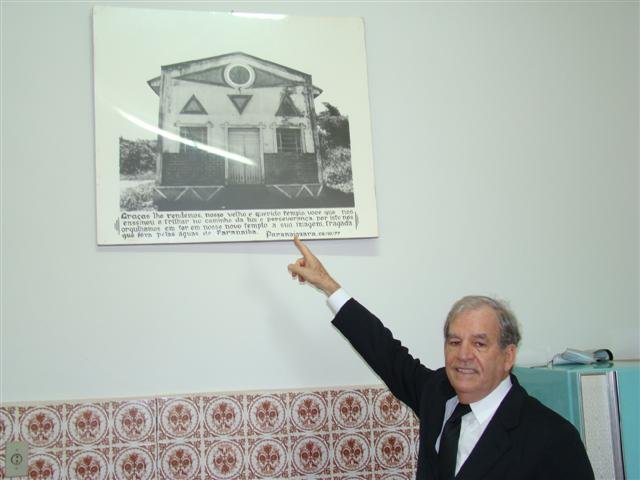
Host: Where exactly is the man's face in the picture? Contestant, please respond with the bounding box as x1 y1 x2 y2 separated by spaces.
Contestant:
444 305 516 404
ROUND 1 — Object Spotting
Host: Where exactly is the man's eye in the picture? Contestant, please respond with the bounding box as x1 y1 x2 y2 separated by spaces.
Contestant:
475 342 486 348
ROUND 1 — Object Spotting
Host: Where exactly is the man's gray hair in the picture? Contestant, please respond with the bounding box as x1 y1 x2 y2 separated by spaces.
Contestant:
444 295 521 349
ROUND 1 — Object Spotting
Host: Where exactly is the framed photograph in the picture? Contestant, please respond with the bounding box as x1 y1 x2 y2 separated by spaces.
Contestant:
93 6 378 244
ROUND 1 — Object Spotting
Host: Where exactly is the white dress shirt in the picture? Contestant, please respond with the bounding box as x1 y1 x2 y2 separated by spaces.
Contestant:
327 288 513 475
327 287 352 314
438 376 512 474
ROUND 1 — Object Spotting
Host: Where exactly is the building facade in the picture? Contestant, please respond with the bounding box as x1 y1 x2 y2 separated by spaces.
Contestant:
148 52 324 204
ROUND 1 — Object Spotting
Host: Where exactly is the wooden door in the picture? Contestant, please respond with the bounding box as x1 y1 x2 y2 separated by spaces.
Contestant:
227 128 262 184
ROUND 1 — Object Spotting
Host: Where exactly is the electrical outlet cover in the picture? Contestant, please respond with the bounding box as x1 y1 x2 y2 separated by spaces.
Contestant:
5 441 29 477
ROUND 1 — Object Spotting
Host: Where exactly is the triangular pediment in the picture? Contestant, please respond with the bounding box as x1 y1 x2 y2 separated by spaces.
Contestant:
276 95 302 117
180 94 207 114
253 67 294 88
178 66 227 86
148 76 161 95
149 52 322 96
178 64 297 89
165 52 309 79
228 95 252 114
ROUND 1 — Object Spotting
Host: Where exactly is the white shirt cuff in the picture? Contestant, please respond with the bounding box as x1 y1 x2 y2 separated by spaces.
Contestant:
327 288 351 315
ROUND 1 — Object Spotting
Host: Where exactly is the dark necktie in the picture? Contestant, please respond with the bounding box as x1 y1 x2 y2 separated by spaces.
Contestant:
438 402 471 480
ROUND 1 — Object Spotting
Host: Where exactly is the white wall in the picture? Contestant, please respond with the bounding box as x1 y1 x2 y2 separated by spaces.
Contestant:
1 1 638 403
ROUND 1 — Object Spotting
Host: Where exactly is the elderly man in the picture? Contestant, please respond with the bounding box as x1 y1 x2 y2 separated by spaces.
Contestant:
288 237 594 480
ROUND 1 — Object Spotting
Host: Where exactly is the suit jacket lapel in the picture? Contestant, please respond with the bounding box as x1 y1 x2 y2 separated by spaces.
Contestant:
455 375 525 480
420 372 456 479
423 395 448 478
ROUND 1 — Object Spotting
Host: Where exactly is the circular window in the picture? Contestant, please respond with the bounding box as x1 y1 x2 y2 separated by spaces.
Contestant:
224 64 255 88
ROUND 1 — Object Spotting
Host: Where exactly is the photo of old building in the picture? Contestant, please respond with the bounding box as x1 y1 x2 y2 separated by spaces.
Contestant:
145 51 354 210
96 7 377 244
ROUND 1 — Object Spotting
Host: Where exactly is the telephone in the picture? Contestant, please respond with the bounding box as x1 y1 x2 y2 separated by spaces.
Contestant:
551 348 613 366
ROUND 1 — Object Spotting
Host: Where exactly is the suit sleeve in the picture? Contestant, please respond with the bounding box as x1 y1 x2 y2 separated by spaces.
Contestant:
536 419 595 480
331 298 436 414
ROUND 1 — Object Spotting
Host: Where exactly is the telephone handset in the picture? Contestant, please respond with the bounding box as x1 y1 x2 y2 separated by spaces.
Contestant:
551 348 613 365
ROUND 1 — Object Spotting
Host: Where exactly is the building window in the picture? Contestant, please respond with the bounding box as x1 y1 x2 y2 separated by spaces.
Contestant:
276 128 303 153
224 64 255 89
179 126 207 153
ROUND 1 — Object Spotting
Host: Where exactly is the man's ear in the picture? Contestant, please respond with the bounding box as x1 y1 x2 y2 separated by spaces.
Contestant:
504 344 517 372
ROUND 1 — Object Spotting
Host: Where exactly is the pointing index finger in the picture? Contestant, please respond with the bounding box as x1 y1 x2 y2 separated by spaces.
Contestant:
293 235 313 261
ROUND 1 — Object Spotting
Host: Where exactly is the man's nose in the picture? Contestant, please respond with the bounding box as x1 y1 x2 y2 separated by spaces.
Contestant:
457 341 473 360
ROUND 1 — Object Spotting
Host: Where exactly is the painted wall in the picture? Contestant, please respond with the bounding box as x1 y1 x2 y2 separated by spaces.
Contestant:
2 1 638 403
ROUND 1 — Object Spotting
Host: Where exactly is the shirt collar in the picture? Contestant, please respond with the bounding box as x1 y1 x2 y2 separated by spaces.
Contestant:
467 375 512 424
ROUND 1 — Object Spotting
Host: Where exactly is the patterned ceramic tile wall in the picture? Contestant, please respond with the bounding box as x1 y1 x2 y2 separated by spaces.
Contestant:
0 385 418 480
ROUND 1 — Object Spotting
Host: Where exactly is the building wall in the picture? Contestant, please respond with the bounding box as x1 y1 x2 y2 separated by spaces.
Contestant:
2 1 638 407
160 65 316 155
0 384 417 479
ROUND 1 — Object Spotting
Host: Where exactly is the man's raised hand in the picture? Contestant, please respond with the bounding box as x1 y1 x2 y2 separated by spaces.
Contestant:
287 236 340 296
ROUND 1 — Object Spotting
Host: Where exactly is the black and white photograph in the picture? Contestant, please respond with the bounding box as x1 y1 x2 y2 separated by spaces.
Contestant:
94 7 378 244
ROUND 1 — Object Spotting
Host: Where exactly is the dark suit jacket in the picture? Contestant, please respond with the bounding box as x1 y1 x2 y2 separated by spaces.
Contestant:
332 298 594 480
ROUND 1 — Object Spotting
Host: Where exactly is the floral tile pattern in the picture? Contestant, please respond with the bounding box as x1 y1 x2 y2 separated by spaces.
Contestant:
112 400 156 444
0 384 418 479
